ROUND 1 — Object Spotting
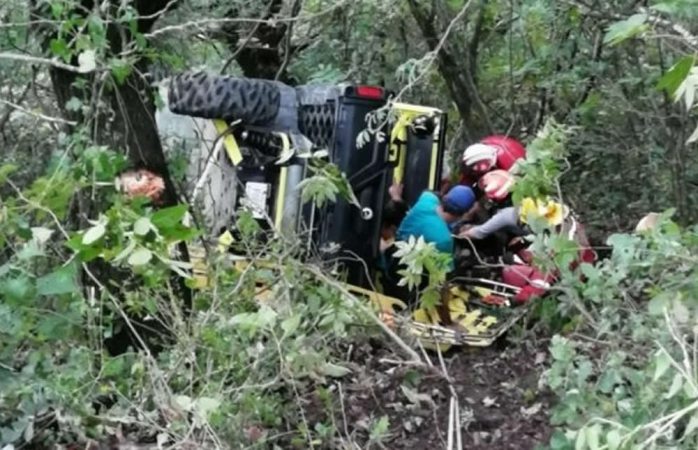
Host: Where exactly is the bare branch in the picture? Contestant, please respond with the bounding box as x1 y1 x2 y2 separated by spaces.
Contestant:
0 98 77 125
0 51 85 73
395 0 476 102
275 0 304 80
219 0 278 74
145 1 348 39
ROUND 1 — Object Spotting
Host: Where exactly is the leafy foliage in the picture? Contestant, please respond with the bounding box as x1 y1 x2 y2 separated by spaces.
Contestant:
393 235 452 310
543 218 698 449
3 0 698 448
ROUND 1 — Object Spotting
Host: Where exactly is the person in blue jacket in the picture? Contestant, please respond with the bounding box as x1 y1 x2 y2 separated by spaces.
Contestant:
396 185 475 255
381 184 476 301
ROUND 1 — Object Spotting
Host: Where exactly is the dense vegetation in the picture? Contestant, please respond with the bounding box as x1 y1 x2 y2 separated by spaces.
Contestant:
2 0 698 448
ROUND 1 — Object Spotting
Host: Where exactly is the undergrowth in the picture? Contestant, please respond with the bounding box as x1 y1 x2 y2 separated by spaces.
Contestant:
539 215 698 450
0 147 389 449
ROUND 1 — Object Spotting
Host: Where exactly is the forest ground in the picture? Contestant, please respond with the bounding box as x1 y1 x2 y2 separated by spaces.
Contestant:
302 333 553 450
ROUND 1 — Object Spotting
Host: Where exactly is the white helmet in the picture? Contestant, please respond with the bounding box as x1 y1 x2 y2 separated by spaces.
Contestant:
462 143 497 172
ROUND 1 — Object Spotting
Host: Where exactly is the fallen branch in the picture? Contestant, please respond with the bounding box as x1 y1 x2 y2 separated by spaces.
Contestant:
436 345 463 450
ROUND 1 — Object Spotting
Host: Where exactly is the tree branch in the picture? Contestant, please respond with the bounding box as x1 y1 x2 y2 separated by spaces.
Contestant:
0 98 77 125
0 52 85 73
275 0 304 80
145 1 348 39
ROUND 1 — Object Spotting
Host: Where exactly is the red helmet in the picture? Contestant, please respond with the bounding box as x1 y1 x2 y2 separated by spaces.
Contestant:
480 135 526 171
478 169 514 202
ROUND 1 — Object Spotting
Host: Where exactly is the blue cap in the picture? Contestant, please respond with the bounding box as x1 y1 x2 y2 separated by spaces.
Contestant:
443 185 475 214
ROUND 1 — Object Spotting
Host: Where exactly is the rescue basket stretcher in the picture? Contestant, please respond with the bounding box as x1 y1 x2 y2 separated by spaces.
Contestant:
189 244 530 349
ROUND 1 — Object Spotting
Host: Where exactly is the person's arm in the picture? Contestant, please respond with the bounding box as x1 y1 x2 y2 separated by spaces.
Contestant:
386 182 408 215
461 207 518 239
380 182 408 252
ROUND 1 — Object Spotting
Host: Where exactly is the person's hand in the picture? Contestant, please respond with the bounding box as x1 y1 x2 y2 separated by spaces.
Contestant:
457 225 474 238
457 224 468 234
388 182 403 202
380 237 394 252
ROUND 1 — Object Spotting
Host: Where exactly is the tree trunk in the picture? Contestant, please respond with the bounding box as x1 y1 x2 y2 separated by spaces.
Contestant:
33 0 191 355
406 0 493 137
219 0 299 81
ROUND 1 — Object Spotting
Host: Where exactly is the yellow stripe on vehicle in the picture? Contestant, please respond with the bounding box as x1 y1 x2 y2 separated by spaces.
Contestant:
390 103 443 185
273 132 291 231
213 119 242 166
275 166 288 230
429 116 441 189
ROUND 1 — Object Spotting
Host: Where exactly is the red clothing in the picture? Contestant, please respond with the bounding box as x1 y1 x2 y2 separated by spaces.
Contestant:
481 135 526 172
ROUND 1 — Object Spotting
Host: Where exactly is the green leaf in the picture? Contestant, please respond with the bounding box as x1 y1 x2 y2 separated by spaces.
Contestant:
0 164 18 183
652 1 698 16
128 248 152 266
575 427 587 450
50 1 64 18
257 305 278 328
550 336 575 362
194 397 221 420
654 350 672 381
49 38 70 62
603 14 648 45
31 227 54 244
133 217 153 236
649 292 671 315
151 205 188 230
665 372 684 399
586 424 600 450
17 242 44 260
281 314 301 336
1 276 34 302
684 414 698 438
606 429 621 450
113 240 137 263
110 59 132 84
103 357 125 377
65 97 83 112
36 263 78 296
321 362 352 378
370 416 390 441
174 395 194 411
82 223 106 245
550 430 572 449
230 305 278 332
683 379 698 398
657 56 695 96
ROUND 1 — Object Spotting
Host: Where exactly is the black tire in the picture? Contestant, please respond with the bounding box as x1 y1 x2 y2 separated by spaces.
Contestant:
168 71 281 125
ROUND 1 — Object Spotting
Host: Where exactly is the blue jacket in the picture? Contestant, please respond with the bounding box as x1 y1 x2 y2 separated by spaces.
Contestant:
396 192 453 256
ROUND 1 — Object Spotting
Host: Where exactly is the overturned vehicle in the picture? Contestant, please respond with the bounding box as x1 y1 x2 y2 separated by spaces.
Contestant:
162 72 567 349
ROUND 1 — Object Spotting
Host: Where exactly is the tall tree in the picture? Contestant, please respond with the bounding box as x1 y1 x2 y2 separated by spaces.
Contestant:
29 0 191 354
407 0 493 137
